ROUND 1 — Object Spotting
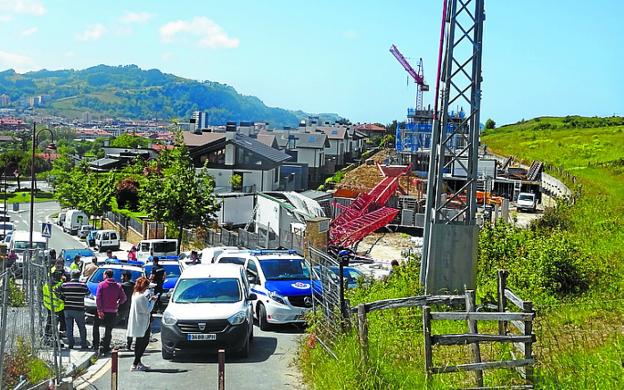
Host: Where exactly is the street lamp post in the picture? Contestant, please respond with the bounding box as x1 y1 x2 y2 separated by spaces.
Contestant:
29 122 56 250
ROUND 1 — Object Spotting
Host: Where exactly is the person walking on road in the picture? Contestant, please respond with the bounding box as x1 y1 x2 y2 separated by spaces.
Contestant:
149 256 165 313
119 270 136 349
93 269 127 354
57 269 90 349
127 277 157 372
82 257 98 280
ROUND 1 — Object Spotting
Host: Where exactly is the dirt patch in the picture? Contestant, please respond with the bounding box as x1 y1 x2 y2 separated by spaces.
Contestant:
356 232 417 263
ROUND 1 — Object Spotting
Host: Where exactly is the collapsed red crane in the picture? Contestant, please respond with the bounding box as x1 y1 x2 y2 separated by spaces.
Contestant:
329 164 411 248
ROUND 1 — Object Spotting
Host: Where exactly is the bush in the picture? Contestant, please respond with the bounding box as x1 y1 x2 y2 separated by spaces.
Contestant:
2 337 52 388
8 277 26 307
115 177 140 211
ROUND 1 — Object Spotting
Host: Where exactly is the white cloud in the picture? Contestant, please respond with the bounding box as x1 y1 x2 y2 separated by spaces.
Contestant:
20 26 38 37
120 11 152 24
76 24 107 41
343 30 358 40
0 15 13 23
161 52 174 61
0 50 34 72
0 0 45 16
160 17 239 49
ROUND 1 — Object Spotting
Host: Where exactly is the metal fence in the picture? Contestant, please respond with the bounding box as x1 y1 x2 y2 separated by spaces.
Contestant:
185 227 305 254
308 247 346 358
1 250 62 388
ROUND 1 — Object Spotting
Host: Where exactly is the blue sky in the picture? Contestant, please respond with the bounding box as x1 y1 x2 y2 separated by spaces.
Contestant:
0 0 622 125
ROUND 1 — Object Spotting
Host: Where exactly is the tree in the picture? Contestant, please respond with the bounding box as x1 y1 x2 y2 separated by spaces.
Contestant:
485 118 496 130
140 132 219 250
51 160 87 209
80 172 116 227
110 133 150 149
229 174 242 191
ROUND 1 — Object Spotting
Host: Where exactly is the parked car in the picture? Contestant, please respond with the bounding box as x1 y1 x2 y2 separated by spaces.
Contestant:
0 222 14 241
56 211 67 226
214 249 251 266
94 230 120 252
3 230 13 244
63 210 89 235
323 266 366 289
136 239 178 262
200 246 239 264
9 230 48 271
60 248 96 273
84 260 144 317
77 225 95 239
160 263 255 360
144 259 182 312
241 249 319 330
517 192 537 212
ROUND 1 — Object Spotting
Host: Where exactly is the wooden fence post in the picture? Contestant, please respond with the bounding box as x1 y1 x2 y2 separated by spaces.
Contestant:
465 290 483 387
357 304 369 366
523 301 534 385
497 270 508 335
422 306 432 383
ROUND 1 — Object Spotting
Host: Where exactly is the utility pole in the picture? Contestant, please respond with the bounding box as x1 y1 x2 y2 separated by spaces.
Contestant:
421 0 486 293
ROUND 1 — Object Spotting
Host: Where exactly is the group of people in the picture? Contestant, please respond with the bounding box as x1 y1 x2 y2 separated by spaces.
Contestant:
43 249 166 372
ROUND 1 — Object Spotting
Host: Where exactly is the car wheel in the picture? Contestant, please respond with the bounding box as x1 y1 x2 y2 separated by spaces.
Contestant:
257 303 271 331
238 337 250 358
161 346 174 360
249 325 254 343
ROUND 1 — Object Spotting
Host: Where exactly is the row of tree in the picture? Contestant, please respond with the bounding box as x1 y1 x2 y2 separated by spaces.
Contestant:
51 132 219 248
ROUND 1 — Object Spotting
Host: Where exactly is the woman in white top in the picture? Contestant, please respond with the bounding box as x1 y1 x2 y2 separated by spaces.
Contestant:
126 276 156 371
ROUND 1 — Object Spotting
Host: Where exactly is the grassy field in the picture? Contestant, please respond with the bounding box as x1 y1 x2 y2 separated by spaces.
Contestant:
300 116 624 389
4 191 55 204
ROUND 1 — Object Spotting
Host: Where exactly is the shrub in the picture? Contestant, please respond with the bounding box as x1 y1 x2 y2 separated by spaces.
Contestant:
115 177 140 211
8 277 26 307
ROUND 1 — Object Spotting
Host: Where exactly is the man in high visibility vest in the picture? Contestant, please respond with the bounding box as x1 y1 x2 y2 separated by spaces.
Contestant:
69 255 82 273
44 259 68 338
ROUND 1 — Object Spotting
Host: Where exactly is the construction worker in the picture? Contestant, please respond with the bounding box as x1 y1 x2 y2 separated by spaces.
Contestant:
43 259 67 339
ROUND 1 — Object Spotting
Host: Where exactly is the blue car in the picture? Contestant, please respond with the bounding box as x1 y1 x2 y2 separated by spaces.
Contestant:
84 260 145 316
60 248 96 273
144 259 182 311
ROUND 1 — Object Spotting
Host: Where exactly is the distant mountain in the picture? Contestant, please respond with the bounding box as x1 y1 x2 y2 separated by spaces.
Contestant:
0 65 342 127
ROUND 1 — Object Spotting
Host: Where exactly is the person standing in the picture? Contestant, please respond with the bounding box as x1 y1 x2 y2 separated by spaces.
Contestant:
149 256 165 313
82 257 98 280
127 277 157 371
127 246 137 261
70 255 82 273
93 269 127 354
56 269 90 349
189 250 199 265
118 270 135 349
43 260 66 340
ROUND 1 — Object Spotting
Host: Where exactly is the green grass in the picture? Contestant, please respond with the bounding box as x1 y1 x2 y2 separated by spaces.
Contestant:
109 197 146 221
4 191 55 204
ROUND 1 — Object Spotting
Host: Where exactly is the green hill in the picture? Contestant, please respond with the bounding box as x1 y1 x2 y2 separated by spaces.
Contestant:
0 65 342 127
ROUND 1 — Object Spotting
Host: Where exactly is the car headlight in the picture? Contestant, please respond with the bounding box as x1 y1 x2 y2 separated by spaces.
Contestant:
269 291 287 305
162 311 177 326
227 310 248 325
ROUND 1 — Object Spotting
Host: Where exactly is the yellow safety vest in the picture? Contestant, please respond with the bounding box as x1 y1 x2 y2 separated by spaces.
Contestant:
43 267 65 312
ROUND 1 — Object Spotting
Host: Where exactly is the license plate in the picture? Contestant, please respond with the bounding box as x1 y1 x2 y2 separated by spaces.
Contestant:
187 334 216 341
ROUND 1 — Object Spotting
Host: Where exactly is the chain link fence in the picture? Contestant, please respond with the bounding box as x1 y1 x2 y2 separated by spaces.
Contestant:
307 247 347 358
1 250 63 388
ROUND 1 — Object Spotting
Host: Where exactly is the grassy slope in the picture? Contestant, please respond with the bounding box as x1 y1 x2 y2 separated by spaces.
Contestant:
300 116 624 389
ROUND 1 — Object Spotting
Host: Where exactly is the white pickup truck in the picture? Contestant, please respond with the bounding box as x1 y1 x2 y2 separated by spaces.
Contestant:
517 192 537 212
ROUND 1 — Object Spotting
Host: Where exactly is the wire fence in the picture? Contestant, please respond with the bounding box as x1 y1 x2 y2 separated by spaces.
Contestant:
1 250 63 388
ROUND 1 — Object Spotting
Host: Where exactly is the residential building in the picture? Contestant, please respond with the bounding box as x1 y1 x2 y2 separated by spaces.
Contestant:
0 94 10 107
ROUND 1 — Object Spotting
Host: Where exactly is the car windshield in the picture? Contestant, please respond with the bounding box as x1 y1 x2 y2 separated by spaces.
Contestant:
153 241 177 253
260 258 310 281
218 256 246 265
172 278 241 303
144 264 181 279
0 223 13 231
89 268 143 283
519 194 534 201
13 241 47 252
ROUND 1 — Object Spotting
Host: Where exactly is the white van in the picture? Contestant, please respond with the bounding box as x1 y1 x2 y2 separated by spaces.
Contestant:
517 192 537 212
63 210 89 235
94 230 120 252
0 222 14 241
137 239 178 261
9 230 48 268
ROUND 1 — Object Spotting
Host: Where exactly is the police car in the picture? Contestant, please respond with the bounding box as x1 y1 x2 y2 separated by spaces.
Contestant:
235 249 319 330
84 260 144 316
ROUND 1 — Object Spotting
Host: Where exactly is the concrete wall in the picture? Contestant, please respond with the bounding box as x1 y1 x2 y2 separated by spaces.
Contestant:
127 226 143 245
206 167 278 192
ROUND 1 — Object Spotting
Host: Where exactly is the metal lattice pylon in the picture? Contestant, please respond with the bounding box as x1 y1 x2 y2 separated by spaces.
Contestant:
421 0 485 292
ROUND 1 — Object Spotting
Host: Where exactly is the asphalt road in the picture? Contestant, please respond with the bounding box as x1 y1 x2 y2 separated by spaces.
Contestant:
8 201 306 390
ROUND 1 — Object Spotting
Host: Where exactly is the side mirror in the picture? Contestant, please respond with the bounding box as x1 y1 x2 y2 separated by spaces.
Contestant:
247 275 258 285
248 293 257 301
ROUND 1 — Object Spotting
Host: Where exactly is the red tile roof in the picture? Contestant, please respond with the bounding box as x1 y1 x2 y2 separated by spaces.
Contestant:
356 124 386 132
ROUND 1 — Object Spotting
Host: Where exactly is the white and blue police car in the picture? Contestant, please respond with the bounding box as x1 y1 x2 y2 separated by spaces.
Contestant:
232 249 319 330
